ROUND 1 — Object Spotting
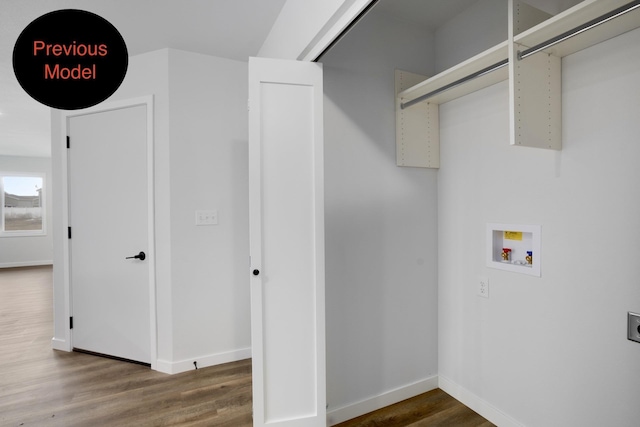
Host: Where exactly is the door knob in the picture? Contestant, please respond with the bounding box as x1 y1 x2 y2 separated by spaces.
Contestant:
126 251 146 261
253 269 260 276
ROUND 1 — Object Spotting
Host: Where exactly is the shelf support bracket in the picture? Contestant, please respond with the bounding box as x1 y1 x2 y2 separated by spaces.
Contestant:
509 0 561 150
395 69 439 168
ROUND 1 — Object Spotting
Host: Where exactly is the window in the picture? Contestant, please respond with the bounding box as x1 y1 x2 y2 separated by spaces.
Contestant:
1 173 45 236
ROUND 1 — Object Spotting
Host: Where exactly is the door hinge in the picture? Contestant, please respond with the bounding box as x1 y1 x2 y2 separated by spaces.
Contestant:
68 227 72 239
66 136 70 149
70 317 73 329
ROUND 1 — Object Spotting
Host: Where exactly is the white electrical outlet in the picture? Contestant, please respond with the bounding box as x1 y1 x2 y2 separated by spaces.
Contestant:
478 276 489 298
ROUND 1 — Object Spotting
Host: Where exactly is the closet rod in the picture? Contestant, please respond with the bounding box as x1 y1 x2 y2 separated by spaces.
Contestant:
518 0 640 60
400 59 508 110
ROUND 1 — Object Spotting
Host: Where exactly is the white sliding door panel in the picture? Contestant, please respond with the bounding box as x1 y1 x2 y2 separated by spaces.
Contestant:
262 82 317 419
249 57 325 427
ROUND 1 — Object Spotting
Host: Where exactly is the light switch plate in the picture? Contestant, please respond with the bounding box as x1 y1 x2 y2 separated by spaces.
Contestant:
195 210 218 226
628 312 640 343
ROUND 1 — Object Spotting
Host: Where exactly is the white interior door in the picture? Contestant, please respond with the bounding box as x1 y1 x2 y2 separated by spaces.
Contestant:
68 104 152 365
248 57 326 427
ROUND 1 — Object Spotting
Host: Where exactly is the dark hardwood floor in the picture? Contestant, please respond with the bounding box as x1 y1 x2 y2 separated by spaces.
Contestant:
333 389 495 427
0 266 493 426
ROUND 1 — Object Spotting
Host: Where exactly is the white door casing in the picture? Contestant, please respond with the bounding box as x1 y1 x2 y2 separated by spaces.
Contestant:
248 57 326 426
65 97 156 367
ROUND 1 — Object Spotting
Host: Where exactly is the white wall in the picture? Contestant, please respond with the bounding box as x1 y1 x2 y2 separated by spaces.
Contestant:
0 155 53 267
322 9 439 424
52 49 250 373
167 50 250 366
438 28 640 426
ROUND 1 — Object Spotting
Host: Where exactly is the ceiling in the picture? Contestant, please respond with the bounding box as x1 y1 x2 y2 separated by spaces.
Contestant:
0 0 477 158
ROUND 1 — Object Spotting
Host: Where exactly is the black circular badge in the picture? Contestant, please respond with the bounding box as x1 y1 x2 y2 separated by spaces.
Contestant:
13 9 128 110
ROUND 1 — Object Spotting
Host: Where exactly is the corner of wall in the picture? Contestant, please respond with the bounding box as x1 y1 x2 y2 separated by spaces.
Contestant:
438 376 524 427
327 376 439 426
155 348 251 375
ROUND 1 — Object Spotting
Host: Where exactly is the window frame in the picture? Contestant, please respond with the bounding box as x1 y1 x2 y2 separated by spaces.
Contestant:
0 172 47 237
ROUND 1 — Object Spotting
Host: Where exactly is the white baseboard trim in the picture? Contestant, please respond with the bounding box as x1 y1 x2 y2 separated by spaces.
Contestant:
51 337 71 351
326 375 439 426
0 260 53 269
155 347 251 374
438 375 524 427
